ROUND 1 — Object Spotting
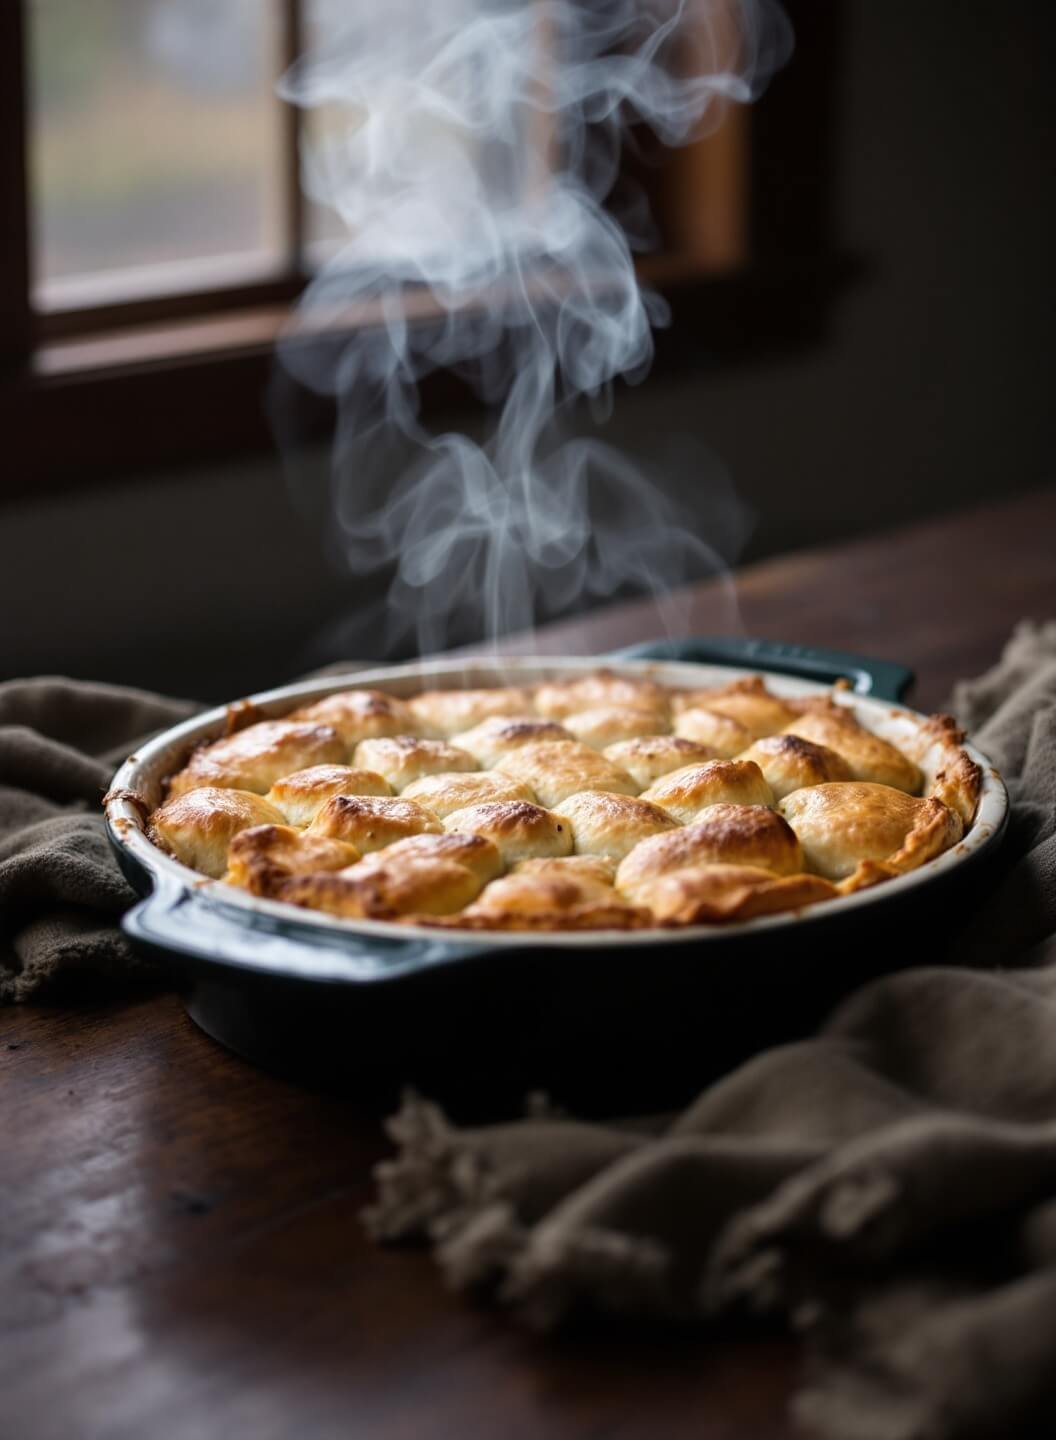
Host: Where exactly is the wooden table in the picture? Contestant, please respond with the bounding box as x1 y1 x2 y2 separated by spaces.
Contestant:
4 488 1054 1440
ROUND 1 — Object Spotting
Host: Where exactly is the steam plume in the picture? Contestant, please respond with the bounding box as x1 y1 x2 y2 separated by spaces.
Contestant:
278 0 791 656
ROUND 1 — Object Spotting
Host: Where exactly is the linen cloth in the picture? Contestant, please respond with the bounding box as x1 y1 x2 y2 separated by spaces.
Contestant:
0 678 196 1000
3 625 1056 1438
365 620 1056 1440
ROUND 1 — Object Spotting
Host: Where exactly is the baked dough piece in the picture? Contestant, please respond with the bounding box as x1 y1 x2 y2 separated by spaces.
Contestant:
673 678 799 738
494 741 637 808
266 764 392 826
563 706 670 750
307 794 442 853
906 714 982 828
533 669 671 722
356 831 503 887
782 705 922 794
635 864 838 924
167 721 346 797
513 855 616 886
408 686 537 737
640 759 773 823
224 824 360 896
282 856 482 920
291 689 418 746
352 736 478 792
673 707 754 758
779 782 961 882
149 669 984 929
443 800 573 866
736 735 853 802
442 869 647 931
150 787 285 878
928 747 983 829
451 717 574 768
617 804 803 897
603 735 718 790
551 790 679 863
401 770 535 818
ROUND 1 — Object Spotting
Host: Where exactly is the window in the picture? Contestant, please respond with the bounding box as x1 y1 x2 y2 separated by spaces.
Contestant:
0 1 844 494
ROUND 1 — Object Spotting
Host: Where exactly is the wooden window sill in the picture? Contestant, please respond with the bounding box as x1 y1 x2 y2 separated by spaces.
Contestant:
0 252 857 503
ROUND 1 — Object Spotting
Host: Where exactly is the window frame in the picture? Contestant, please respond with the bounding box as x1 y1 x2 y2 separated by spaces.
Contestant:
0 0 850 499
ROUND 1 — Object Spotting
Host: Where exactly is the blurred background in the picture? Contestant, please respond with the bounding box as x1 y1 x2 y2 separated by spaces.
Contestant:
0 0 1052 700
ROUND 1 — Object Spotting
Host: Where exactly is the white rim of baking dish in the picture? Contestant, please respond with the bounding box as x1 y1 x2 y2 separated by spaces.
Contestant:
105 654 1009 956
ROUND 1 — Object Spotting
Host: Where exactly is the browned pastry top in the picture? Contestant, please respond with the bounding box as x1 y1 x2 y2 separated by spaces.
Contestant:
149 671 982 930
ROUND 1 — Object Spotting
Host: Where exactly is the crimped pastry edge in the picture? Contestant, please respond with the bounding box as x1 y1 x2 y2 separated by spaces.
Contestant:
124 663 998 937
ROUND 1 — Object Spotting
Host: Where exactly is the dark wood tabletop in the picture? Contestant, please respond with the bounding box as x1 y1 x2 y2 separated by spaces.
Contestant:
4 486 1055 1440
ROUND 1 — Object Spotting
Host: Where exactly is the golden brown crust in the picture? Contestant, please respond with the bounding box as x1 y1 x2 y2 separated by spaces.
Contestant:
281 856 482 919
408 687 537 737
513 855 616 886
927 747 982 829
442 799 573 865
150 787 285 879
617 804 803 896
494 740 638 808
602 735 718 789
910 712 968 754
266 764 392 826
737 734 853 801
670 675 768 713
640 758 773 823
150 671 988 930
224 824 360 896
290 689 418 745
897 712 981 828
562 706 669 750
352 736 478 792
781 705 923 794
635 863 838 924
356 831 503 886
220 699 264 737
533 669 671 722
673 677 798 738
672 707 754 758
307 794 442 852
779 782 961 881
167 722 346 798
432 870 649 931
451 716 574 768
550 790 679 862
401 770 535 818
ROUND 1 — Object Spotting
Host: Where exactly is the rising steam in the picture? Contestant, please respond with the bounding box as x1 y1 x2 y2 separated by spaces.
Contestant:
278 0 791 656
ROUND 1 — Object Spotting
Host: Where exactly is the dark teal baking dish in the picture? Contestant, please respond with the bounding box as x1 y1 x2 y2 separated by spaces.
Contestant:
104 639 1007 1104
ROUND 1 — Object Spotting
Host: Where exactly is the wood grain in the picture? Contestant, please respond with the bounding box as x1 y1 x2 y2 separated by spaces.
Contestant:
492 486 1056 714
3 487 1055 1440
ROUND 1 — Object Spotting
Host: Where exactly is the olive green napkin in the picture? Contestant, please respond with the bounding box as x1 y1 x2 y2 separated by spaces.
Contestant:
366 619 1056 1440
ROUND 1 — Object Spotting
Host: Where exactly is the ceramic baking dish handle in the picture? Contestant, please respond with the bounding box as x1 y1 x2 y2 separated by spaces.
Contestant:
121 874 484 986
615 636 913 702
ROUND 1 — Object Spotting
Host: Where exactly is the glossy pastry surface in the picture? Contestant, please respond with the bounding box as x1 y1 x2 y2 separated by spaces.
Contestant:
149 671 981 929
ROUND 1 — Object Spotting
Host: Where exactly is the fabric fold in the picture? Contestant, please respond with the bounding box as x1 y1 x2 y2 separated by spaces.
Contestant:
4 627 1056 1438
0 678 196 1001
365 621 1056 1440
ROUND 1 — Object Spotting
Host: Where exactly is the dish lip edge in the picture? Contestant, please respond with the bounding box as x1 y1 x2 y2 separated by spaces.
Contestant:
104 654 1010 959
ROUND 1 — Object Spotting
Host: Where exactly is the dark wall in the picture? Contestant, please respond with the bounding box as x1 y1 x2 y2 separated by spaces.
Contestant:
1 0 1052 699
607 0 1055 559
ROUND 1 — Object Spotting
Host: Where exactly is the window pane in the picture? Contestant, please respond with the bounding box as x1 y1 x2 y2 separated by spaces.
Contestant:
300 0 497 269
29 0 287 309
302 100 357 267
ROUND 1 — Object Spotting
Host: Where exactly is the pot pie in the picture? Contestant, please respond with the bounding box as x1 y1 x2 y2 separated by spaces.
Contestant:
145 671 983 930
